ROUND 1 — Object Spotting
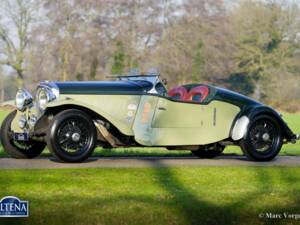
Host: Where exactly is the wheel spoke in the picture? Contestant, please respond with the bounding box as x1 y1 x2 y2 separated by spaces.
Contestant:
59 138 69 145
57 116 91 154
249 119 279 153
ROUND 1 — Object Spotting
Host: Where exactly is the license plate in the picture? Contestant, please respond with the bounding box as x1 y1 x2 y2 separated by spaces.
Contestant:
14 133 29 141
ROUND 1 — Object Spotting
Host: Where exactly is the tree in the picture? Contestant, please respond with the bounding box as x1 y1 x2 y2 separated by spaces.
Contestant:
191 40 204 82
231 0 300 100
0 70 4 102
111 41 126 74
89 57 99 80
153 0 229 86
0 0 36 87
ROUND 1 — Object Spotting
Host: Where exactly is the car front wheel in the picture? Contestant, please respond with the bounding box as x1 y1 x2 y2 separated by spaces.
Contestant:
46 109 97 163
0 110 46 158
240 115 283 161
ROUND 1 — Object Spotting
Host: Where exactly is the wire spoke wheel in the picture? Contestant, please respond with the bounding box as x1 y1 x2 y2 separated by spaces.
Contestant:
240 115 283 161
46 109 96 162
11 140 34 151
249 120 277 153
0 110 45 159
57 118 90 154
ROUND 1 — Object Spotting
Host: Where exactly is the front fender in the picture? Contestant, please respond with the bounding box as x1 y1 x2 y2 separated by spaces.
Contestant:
43 95 140 136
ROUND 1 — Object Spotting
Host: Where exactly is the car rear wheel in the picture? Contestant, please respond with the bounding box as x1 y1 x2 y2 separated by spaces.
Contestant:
240 115 283 161
0 110 46 159
191 144 225 159
46 109 96 163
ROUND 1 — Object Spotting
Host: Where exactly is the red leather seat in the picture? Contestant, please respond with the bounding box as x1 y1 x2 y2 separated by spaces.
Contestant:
168 86 188 101
186 85 209 102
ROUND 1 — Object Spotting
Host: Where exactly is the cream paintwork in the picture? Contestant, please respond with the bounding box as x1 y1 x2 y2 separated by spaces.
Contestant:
11 111 26 133
46 94 141 136
11 93 240 146
11 95 141 136
133 96 240 146
132 95 159 145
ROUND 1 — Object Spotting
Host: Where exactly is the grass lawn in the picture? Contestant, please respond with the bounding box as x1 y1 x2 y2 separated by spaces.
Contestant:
0 167 299 225
0 110 8 124
0 110 299 157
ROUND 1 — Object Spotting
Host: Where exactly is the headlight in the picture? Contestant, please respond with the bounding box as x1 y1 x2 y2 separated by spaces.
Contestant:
36 87 59 111
18 115 27 129
37 89 49 111
36 82 60 112
28 115 38 127
15 89 33 112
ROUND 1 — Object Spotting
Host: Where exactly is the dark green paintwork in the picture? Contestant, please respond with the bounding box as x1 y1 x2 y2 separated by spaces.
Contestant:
54 81 153 95
214 87 261 108
53 81 259 109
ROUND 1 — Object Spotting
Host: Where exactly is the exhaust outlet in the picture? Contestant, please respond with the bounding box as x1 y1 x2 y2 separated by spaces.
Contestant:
291 134 300 144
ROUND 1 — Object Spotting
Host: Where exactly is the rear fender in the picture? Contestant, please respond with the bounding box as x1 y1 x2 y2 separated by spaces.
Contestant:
231 105 295 141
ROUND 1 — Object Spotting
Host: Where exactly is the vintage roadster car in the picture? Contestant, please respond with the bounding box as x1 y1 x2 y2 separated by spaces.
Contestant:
0 74 299 162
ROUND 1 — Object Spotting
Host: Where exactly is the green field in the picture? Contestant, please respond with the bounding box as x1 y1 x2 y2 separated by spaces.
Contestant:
0 167 300 225
0 110 299 157
0 110 8 125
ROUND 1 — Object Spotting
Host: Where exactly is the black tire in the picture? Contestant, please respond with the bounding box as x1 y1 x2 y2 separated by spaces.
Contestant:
0 111 46 159
240 115 283 161
192 144 225 159
46 109 96 163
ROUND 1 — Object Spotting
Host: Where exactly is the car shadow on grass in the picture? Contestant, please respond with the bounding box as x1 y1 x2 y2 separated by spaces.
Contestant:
137 160 300 225
1 161 300 225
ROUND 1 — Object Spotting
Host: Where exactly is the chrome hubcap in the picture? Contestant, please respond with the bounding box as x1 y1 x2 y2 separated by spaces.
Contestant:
71 133 80 142
262 133 270 142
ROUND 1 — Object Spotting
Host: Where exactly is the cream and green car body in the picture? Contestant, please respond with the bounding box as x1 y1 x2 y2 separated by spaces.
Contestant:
1 75 299 162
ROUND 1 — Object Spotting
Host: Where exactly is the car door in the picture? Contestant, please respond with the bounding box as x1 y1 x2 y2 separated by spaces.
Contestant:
152 98 209 128
133 95 240 146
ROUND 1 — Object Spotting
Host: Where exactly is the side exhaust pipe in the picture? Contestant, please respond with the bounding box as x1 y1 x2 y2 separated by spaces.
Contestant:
291 134 300 144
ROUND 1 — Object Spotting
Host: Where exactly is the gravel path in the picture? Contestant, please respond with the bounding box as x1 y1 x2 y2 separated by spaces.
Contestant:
0 156 299 169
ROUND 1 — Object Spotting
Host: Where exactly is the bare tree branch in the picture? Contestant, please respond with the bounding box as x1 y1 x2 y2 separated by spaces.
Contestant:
0 0 35 87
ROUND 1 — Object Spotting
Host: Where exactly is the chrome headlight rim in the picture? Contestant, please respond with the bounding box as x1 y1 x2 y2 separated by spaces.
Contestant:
36 88 49 111
36 82 59 111
15 89 33 112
